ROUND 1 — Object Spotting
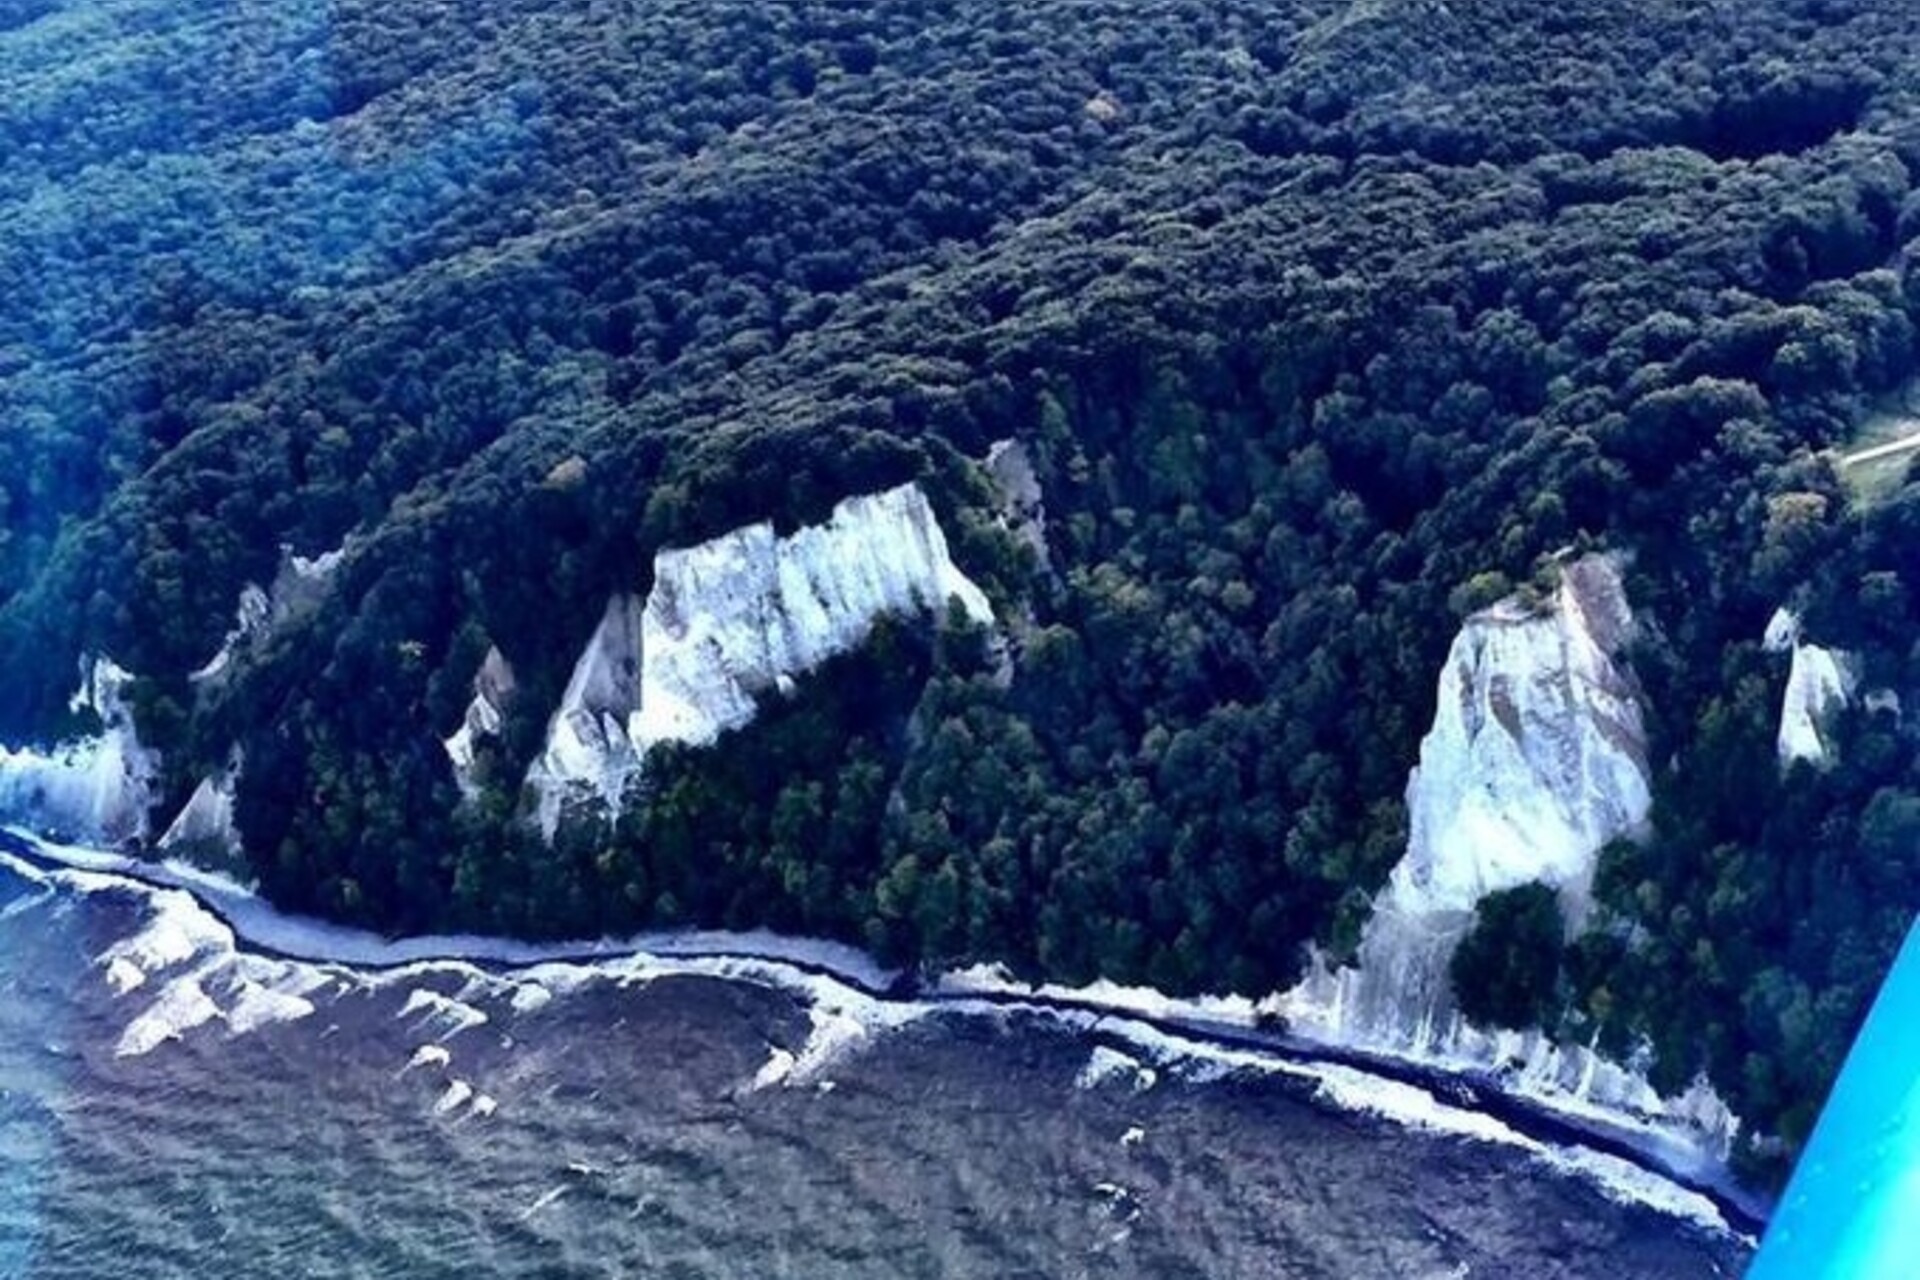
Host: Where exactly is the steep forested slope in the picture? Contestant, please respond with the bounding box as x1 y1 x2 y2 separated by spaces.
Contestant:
1 0 1918 1180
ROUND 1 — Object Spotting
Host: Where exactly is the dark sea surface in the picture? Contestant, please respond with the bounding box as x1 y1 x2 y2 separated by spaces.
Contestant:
0 855 1751 1279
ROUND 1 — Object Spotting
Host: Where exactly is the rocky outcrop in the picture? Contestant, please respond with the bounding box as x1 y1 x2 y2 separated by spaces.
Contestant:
1763 608 1857 768
1391 555 1649 927
443 648 518 799
984 438 1049 572
1779 646 1856 768
191 543 345 688
1279 556 1735 1165
0 657 160 844
157 752 244 862
0 542 348 849
632 483 992 746
190 585 274 684
1287 555 1650 1036
527 483 993 836
525 596 645 833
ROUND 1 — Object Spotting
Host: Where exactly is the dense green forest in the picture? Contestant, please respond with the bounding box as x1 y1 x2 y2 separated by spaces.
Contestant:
0 0 1917 1182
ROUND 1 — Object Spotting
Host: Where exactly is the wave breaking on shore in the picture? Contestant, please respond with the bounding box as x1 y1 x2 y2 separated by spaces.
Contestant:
0 828 1757 1242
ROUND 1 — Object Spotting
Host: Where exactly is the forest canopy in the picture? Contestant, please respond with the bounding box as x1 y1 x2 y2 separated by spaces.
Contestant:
0 0 1916 1184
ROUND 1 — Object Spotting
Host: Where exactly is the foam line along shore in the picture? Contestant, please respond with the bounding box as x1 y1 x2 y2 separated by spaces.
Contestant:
1 827 1764 1239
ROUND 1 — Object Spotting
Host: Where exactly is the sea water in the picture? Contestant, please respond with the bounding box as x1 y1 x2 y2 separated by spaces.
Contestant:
0 850 1751 1279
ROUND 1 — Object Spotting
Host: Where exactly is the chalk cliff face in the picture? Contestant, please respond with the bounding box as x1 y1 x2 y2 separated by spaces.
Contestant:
157 753 244 861
1779 646 1856 768
190 544 346 688
524 595 646 833
984 438 1049 572
190 585 274 685
0 545 349 850
1394 555 1649 925
1281 556 1735 1165
0 658 160 844
527 483 993 835
443 648 518 799
1763 608 1857 768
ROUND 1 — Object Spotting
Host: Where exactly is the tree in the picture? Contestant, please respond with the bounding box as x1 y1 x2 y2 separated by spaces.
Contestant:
1450 884 1567 1030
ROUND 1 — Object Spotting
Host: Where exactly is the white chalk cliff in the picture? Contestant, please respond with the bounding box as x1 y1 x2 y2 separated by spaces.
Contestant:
1394 556 1649 925
190 585 273 684
444 648 518 799
1763 608 1857 768
157 751 244 861
0 658 160 844
191 543 345 687
984 438 1049 573
527 483 993 835
1280 556 1736 1165
0 543 348 851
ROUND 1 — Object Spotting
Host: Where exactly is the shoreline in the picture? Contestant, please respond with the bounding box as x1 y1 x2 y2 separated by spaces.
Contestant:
0 826 1767 1240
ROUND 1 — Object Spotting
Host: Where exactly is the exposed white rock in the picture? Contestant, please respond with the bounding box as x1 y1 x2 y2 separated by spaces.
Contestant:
190 585 273 684
1278 557 1736 1166
1393 554 1649 926
289 546 345 581
158 752 244 861
636 484 991 746
444 647 518 799
526 596 644 833
191 543 346 688
985 438 1049 572
1865 688 1903 718
1770 609 1857 768
0 657 160 845
0 541 348 844
1761 606 1800 654
527 483 992 836
1778 645 1856 767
